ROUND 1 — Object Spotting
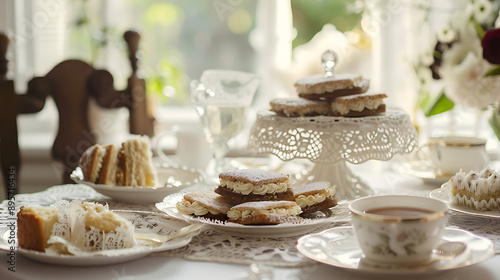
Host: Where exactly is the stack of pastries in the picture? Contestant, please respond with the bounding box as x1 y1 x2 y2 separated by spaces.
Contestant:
176 169 337 225
270 72 387 118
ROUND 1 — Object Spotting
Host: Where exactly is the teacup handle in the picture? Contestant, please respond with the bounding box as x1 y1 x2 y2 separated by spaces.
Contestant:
152 132 178 167
410 143 431 163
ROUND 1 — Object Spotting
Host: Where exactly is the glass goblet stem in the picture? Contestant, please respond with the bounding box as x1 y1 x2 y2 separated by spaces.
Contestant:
211 138 230 174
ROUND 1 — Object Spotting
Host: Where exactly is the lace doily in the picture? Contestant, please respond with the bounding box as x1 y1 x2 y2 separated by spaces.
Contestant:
249 107 418 164
1 184 498 268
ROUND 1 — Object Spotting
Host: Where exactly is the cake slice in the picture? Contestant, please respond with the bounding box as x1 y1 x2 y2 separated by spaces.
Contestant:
292 181 337 214
450 167 500 211
17 201 135 253
17 206 59 252
227 201 302 225
329 93 387 117
176 190 236 221
295 73 369 100
78 144 107 183
270 98 330 117
215 169 294 203
96 144 119 185
77 136 157 187
116 135 158 187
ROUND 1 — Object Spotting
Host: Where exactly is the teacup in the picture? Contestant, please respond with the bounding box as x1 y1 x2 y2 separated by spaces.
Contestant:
349 195 448 264
153 124 211 171
415 136 488 176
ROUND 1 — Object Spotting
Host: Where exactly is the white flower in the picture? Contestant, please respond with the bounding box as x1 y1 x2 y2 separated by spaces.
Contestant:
472 0 493 24
495 10 500 27
417 67 433 90
421 49 434 66
439 37 500 108
437 24 456 43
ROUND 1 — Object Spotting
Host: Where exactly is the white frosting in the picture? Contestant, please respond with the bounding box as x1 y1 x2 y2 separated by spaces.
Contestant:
282 106 329 117
295 187 335 208
451 193 500 211
450 167 500 195
176 200 220 215
227 205 302 220
331 98 384 115
220 179 290 195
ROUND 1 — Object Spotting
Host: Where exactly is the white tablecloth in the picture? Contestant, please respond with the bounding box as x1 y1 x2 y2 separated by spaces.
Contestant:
1 159 499 280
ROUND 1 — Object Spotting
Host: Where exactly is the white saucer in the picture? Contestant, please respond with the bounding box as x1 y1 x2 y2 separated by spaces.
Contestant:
0 211 201 266
397 161 450 185
71 166 204 204
430 183 500 219
297 226 495 274
156 192 350 237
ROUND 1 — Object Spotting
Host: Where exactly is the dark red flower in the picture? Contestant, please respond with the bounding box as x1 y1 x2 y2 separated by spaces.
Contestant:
482 28 500 64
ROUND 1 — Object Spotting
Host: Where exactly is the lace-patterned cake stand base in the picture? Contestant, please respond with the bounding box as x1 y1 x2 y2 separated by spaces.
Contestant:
299 162 373 199
249 107 418 199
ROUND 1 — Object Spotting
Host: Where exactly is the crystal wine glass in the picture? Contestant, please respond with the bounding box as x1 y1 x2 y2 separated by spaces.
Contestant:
191 70 259 181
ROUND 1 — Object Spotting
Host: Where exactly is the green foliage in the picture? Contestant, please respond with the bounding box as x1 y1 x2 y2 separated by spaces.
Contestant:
485 65 500 77
291 0 361 48
489 110 500 142
420 90 455 117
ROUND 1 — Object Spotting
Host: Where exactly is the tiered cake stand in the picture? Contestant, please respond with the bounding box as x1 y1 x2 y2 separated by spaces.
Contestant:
248 107 418 199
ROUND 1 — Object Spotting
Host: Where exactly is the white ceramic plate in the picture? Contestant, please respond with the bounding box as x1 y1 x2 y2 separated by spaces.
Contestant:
0 211 201 266
297 226 495 274
156 192 350 237
430 183 500 219
71 166 204 204
397 161 450 185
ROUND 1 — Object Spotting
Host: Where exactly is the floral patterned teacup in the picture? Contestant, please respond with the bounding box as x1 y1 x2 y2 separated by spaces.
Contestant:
349 195 448 265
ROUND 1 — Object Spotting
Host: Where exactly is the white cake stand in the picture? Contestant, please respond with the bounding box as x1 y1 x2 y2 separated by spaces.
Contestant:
248 107 419 200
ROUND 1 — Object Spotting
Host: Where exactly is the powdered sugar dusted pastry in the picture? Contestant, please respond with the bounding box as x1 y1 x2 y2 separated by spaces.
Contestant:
329 93 387 117
215 169 294 202
227 201 302 225
292 181 337 214
450 167 500 211
270 98 330 117
295 73 369 100
176 190 236 220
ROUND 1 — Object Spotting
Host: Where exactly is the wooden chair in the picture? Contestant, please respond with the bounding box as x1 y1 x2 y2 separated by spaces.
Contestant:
0 30 155 196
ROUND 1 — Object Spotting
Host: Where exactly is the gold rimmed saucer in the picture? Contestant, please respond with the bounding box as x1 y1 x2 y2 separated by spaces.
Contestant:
297 226 494 274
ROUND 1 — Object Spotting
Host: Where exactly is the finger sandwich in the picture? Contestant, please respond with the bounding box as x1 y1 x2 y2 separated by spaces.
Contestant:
227 201 302 225
215 169 294 203
292 181 337 214
176 190 236 221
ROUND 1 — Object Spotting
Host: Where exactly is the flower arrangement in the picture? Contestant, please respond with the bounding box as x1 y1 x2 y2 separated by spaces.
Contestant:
414 0 500 117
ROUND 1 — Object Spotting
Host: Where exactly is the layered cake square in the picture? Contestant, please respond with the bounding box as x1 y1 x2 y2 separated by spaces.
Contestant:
450 167 500 211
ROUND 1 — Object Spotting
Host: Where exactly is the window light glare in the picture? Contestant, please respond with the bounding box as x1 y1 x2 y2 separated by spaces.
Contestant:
227 8 252 34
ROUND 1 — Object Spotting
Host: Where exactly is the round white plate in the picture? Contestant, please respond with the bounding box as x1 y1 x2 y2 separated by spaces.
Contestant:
155 192 350 237
297 226 495 274
0 211 201 266
430 183 500 219
397 161 450 185
71 166 204 204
